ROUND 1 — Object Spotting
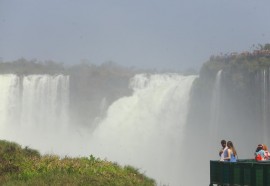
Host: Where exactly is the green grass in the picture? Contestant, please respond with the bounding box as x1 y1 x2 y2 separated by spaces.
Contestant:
0 139 156 186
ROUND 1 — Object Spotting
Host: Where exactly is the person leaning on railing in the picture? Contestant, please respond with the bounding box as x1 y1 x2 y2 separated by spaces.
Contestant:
219 139 227 161
223 141 238 162
255 144 266 161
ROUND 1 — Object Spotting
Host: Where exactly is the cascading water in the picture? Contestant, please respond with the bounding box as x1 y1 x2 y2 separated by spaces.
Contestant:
261 69 270 143
210 70 222 137
0 74 20 131
2 65 270 185
0 74 70 153
89 74 197 186
21 75 69 129
0 72 222 185
0 73 197 185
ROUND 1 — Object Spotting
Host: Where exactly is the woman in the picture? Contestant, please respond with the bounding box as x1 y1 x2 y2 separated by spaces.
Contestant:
263 144 269 160
223 141 237 162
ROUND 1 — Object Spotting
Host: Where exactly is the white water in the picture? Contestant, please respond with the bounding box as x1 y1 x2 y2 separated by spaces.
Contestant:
89 74 197 186
210 70 222 138
261 69 270 143
0 74 20 130
0 74 70 153
0 73 197 186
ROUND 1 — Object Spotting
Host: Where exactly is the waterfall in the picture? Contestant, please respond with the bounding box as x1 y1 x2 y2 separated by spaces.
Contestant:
0 74 20 131
0 74 70 152
20 75 69 129
0 73 199 185
210 70 222 138
2 68 270 185
261 69 270 143
89 74 197 186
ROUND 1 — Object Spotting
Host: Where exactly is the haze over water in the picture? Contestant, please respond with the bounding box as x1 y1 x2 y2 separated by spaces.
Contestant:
0 73 197 186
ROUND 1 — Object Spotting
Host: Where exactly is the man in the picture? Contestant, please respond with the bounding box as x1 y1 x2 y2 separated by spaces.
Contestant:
219 139 227 161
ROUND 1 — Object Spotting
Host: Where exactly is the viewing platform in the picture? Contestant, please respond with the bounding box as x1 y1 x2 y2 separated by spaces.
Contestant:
210 159 270 186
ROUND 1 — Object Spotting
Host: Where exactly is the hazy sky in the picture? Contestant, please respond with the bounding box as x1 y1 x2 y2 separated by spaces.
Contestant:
1 0 270 71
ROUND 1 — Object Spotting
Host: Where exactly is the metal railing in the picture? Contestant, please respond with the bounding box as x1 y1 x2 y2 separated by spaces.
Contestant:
210 159 270 186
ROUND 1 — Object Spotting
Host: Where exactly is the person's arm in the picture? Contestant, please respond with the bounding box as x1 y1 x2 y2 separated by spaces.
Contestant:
265 151 269 159
262 150 266 160
223 149 231 160
219 149 223 156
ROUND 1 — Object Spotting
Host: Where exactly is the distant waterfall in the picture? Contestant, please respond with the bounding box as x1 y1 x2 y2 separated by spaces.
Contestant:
0 74 20 129
0 74 69 151
260 69 270 143
210 70 222 136
20 75 69 129
89 74 197 186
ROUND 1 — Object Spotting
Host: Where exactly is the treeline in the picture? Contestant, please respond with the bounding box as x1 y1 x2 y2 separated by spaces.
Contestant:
209 43 270 62
0 58 196 127
196 43 270 97
0 58 142 75
201 43 270 82
0 58 67 75
0 59 140 127
187 43 270 132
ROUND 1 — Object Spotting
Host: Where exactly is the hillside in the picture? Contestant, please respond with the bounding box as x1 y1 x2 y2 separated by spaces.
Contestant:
0 140 156 186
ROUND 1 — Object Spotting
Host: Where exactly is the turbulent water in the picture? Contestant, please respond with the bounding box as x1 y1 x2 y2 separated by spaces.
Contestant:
0 73 197 186
89 74 197 186
8 71 270 185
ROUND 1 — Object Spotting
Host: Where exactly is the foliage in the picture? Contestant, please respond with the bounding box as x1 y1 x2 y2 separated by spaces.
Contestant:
203 43 270 77
187 43 270 128
0 140 156 186
0 58 67 75
197 43 270 95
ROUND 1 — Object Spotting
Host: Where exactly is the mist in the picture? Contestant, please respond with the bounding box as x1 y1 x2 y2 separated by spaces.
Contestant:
1 1 270 184
1 70 195 185
0 62 198 185
1 55 270 185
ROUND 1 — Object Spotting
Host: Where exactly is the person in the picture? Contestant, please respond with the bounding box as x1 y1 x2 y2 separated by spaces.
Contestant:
219 139 227 161
263 144 270 160
223 141 237 162
255 144 266 161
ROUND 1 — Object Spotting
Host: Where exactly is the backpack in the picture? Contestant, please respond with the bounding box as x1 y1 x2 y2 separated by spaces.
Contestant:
255 153 262 161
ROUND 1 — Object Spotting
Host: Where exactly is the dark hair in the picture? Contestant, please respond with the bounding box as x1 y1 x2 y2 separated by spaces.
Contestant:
221 140 226 144
256 144 263 152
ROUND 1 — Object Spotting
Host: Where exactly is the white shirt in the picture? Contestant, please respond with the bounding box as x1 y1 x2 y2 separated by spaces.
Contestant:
220 146 228 161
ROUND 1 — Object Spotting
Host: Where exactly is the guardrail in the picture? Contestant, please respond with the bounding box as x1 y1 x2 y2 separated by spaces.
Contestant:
210 159 270 186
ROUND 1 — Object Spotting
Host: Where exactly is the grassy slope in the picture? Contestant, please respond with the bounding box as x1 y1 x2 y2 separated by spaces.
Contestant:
0 140 156 186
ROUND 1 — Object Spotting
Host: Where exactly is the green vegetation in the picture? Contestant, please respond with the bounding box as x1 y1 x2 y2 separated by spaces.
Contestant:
195 43 270 96
201 43 270 80
187 43 270 129
0 140 155 186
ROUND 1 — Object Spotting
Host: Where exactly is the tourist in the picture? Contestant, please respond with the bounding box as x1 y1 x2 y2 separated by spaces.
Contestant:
219 139 227 161
223 141 237 162
255 144 265 161
263 144 270 160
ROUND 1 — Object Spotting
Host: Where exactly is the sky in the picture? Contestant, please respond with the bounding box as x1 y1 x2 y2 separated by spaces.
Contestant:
0 0 270 71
